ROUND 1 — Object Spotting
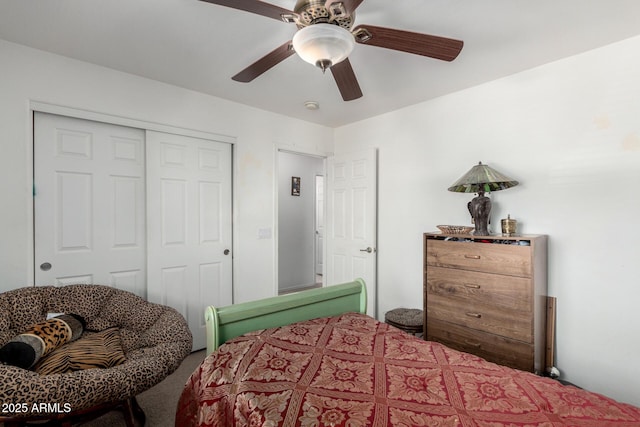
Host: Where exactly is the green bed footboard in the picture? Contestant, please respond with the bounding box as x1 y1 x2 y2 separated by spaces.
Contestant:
204 278 367 354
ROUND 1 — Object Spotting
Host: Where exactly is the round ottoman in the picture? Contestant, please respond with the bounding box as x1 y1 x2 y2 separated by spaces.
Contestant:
384 308 423 335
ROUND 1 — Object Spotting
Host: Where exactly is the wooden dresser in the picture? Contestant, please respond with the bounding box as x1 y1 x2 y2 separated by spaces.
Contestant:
423 233 548 373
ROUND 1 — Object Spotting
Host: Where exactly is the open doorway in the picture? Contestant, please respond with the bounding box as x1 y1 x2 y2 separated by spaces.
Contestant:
277 150 325 295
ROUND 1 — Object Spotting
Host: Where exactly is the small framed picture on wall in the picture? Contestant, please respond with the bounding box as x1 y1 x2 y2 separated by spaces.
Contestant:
291 176 301 196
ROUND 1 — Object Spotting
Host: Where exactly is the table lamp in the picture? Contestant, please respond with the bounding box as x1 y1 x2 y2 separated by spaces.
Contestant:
447 161 518 236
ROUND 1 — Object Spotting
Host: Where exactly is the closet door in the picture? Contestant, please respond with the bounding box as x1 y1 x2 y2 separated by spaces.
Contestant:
34 113 233 351
146 131 233 351
33 112 146 296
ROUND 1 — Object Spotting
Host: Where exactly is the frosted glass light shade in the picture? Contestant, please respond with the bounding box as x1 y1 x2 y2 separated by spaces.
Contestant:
292 24 355 69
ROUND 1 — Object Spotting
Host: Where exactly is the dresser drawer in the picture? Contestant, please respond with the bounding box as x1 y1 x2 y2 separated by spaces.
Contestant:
427 293 533 342
426 239 532 277
427 318 534 371
426 266 531 311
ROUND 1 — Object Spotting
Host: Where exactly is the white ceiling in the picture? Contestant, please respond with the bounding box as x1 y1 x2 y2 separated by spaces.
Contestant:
1 0 640 127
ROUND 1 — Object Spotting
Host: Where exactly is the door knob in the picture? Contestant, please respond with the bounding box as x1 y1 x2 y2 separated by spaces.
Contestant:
223 249 230 255
40 262 52 271
359 247 374 253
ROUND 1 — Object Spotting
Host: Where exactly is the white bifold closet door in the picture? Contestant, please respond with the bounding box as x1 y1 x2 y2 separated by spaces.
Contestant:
34 113 232 351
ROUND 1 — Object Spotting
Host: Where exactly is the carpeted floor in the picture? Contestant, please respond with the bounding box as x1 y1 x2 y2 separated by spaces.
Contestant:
79 349 206 427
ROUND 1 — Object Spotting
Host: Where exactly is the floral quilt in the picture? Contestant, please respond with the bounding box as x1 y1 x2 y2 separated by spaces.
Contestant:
176 313 640 426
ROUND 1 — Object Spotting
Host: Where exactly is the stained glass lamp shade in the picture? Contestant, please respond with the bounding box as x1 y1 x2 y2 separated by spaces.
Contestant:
447 162 518 235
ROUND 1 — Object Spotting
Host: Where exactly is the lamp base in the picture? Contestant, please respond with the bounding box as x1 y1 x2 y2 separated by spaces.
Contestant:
468 192 491 236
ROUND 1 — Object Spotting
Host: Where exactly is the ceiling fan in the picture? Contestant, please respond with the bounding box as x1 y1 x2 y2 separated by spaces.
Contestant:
200 0 463 101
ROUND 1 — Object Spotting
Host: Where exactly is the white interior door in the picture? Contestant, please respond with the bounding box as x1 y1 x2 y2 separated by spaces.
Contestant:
34 112 147 296
34 114 233 351
146 131 233 351
325 148 377 317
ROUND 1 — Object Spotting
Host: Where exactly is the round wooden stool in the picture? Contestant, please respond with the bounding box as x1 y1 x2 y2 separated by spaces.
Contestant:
384 308 423 335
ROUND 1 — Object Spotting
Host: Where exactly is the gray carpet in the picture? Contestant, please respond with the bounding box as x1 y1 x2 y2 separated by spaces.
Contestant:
80 350 206 427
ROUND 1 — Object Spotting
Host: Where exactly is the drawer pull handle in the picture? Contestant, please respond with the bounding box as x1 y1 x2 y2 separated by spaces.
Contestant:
464 255 481 259
464 284 481 289
464 340 482 348
465 312 482 318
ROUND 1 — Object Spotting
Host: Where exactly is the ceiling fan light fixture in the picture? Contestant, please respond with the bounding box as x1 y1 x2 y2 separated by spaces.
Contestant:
292 23 355 72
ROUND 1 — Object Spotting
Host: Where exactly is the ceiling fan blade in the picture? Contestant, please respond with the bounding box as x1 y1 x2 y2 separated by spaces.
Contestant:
353 25 463 61
199 0 294 21
232 41 295 82
330 58 363 101
324 0 365 16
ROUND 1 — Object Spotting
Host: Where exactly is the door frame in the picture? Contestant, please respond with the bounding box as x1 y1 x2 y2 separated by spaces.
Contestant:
314 174 324 276
274 145 328 296
27 101 237 288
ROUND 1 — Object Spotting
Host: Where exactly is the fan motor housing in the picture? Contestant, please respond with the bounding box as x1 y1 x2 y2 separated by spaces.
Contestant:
293 0 354 29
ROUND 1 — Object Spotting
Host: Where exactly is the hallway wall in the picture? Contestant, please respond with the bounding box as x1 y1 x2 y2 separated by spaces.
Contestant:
278 151 324 292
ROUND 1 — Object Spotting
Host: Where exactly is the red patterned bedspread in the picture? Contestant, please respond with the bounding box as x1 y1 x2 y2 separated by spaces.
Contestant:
176 313 640 426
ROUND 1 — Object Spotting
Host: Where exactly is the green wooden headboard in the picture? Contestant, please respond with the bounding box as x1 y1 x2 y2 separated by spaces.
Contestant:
204 278 367 354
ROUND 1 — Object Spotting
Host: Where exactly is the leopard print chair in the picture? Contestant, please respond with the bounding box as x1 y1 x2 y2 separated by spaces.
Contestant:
0 284 193 426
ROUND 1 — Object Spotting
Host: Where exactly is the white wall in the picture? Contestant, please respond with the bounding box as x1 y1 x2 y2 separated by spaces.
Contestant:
0 39 333 304
334 35 640 406
277 151 324 292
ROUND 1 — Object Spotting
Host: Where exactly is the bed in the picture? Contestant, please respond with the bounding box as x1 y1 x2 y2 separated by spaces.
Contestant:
176 279 640 426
